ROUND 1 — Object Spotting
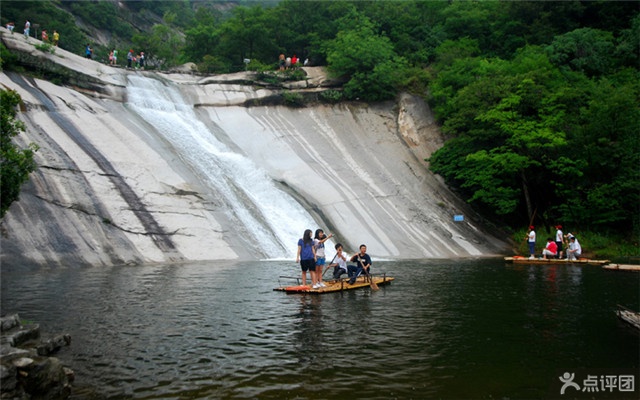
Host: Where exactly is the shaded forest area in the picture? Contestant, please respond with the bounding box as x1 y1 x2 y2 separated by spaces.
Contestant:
2 0 639 247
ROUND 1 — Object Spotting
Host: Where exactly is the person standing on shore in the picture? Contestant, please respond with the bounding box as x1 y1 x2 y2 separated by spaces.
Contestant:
24 20 30 38
52 30 59 46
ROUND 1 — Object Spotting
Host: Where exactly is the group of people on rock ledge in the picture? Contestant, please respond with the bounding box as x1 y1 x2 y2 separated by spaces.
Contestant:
296 229 372 289
278 53 309 71
526 224 582 260
8 20 60 47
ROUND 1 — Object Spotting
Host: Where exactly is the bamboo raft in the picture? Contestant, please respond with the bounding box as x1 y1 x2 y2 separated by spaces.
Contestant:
504 256 610 265
274 274 394 294
616 305 640 331
603 264 640 271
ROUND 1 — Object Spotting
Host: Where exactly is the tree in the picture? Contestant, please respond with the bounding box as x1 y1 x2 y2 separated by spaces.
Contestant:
1 89 38 218
133 12 185 69
358 0 448 66
429 35 640 235
182 7 222 64
560 73 640 231
615 14 640 68
3 1 87 54
430 47 580 224
268 0 354 64
326 12 407 101
546 28 616 77
214 5 277 71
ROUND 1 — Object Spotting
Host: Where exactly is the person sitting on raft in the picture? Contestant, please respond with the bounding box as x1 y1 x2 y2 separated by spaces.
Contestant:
329 243 349 280
348 244 372 284
542 238 558 259
566 236 582 261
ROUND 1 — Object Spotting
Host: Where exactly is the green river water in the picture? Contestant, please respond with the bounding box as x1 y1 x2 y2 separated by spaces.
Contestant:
1 258 638 399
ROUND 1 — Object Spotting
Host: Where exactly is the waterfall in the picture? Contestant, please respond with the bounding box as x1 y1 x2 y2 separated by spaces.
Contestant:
125 75 316 259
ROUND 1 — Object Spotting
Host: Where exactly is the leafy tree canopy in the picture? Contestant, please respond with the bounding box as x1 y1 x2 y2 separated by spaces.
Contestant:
0 90 38 218
1 0 638 236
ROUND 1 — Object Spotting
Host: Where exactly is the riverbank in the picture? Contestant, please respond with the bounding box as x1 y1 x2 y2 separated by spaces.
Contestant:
510 229 639 261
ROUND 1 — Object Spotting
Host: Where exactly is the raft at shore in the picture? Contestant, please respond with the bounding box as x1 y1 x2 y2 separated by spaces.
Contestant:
603 264 640 271
504 256 610 265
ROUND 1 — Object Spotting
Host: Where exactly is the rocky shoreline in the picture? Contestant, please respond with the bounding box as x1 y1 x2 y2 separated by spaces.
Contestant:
0 314 73 399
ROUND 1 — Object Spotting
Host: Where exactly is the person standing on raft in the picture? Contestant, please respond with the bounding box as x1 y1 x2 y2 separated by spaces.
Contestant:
296 229 316 287
313 229 333 289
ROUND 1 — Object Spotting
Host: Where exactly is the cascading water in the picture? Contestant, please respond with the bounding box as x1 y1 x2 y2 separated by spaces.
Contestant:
126 75 317 259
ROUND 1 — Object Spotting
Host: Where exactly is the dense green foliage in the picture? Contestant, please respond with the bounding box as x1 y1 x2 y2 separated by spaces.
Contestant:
0 90 38 218
428 12 640 235
2 1 86 53
1 0 638 239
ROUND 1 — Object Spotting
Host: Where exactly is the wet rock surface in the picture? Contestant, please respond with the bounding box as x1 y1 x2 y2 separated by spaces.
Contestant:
1 314 73 399
1 26 509 267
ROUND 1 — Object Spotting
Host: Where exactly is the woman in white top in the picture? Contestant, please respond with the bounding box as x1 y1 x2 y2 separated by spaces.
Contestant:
555 225 564 259
313 229 333 289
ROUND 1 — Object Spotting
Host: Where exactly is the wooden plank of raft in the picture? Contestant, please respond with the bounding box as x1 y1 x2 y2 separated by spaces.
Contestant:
603 264 640 271
273 276 395 294
504 257 610 265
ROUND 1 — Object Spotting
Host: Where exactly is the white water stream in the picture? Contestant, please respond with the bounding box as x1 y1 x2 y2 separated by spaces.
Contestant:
126 75 317 259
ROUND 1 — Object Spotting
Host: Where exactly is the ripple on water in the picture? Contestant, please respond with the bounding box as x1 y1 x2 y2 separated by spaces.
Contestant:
0 260 638 399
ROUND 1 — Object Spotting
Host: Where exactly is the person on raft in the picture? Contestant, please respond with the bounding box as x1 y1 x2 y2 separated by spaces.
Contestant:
296 229 317 287
566 236 582 261
542 238 558 259
313 229 333 289
329 243 349 280
348 244 372 285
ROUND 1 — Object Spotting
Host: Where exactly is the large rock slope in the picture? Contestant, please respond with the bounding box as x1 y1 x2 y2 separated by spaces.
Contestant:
0 28 507 266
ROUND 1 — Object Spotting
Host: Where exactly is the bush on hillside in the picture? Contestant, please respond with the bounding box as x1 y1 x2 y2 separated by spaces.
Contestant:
0 89 38 218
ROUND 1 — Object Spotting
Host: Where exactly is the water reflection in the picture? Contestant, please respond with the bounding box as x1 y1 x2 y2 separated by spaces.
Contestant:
1 259 637 399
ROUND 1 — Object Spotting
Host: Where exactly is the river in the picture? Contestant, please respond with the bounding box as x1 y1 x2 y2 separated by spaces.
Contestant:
1 259 638 399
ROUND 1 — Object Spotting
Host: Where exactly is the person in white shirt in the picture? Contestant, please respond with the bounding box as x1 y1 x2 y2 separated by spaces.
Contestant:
329 243 349 280
567 236 582 260
555 225 564 259
526 226 536 259
313 229 333 289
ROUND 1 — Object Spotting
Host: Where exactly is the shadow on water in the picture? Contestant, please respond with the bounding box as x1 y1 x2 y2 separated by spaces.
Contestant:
1 259 638 399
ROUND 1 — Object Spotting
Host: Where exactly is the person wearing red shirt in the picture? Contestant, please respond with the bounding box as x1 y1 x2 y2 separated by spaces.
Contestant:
542 238 558 259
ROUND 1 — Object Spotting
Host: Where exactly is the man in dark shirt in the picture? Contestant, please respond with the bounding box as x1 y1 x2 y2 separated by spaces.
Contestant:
348 244 372 284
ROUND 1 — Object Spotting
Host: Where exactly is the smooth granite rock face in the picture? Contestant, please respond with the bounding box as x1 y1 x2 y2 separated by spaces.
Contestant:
1 27 508 267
